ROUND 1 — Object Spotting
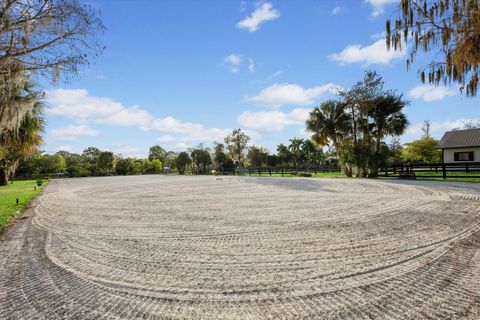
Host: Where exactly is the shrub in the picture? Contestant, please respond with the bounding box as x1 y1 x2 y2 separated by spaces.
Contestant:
297 172 312 177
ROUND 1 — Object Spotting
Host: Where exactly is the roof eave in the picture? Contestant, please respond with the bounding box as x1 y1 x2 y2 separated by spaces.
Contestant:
436 145 480 149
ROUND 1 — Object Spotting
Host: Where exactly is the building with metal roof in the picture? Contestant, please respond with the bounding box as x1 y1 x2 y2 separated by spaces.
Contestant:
437 128 480 163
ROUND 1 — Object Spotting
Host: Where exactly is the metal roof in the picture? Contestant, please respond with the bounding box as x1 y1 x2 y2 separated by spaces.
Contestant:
437 128 480 149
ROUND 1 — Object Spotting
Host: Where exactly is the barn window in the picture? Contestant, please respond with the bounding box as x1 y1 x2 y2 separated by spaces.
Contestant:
453 151 474 161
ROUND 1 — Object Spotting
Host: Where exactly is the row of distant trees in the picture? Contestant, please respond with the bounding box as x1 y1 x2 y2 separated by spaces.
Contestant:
11 69 474 180
13 133 330 178
2 1 478 184
15 69 475 179
15 120 463 179
15 148 166 178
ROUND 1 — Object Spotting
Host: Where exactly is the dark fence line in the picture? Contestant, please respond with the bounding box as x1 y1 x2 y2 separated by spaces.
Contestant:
217 165 342 176
380 162 480 179
15 163 480 180
15 165 342 180
13 172 67 181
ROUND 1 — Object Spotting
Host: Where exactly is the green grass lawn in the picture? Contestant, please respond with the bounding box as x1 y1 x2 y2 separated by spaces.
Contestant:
247 172 345 178
0 180 46 234
380 171 480 183
414 172 480 182
248 170 480 182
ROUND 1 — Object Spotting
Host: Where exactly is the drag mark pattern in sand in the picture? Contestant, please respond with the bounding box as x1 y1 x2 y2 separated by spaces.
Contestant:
1 176 480 319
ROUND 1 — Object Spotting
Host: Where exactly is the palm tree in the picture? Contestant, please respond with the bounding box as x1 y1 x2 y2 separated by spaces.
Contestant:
0 64 39 135
366 93 409 176
276 144 292 166
0 88 44 185
301 139 313 164
288 138 304 166
306 100 351 159
301 139 318 165
369 94 409 153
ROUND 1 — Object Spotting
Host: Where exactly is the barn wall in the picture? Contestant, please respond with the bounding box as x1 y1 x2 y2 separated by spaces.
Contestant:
443 147 480 163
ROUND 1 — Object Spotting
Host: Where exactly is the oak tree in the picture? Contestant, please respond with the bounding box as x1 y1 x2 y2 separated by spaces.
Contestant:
1 0 105 133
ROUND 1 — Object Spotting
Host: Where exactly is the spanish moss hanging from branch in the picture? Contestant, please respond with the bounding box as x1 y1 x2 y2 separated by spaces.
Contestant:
386 0 480 97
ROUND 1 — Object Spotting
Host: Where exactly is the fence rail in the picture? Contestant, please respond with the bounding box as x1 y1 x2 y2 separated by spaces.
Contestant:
218 165 342 176
380 162 480 179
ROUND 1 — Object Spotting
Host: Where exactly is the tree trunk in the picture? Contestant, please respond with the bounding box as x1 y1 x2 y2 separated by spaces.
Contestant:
0 168 8 186
368 130 382 177
343 165 353 177
332 137 353 177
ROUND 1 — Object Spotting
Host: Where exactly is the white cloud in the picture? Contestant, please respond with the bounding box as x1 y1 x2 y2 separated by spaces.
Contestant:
46 89 153 129
229 67 240 74
408 85 458 102
406 118 480 136
224 54 242 73
224 54 242 65
57 145 72 151
370 31 386 39
332 6 345 15
45 89 248 150
110 143 143 157
365 0 396 17
237 108 310 132
151 116 231 143
50 124 100 141
175 142 190 150
236 2 280 32
299 127 310 138
157 134 176 143
267 70 283 80
224 55 256 74
246 83 341 108
248 59 255 73
329 39 404 65
151 116 203 133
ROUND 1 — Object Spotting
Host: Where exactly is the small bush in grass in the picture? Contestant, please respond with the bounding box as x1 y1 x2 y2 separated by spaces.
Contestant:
36 180 44 186
297 172 312 177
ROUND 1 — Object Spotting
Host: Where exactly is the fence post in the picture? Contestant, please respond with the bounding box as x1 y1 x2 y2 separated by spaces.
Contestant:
442 163 446 179
269 168 272 176
466 163 469 174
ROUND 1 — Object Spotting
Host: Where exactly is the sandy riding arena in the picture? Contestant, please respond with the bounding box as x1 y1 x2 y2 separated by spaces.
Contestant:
1 176 480 319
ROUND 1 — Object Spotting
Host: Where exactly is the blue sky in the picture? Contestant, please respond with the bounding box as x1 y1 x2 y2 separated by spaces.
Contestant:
41 0 479 157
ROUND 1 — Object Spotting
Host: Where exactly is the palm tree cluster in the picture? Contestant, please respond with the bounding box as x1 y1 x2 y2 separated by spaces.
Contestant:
306 71 409 177
274 139 326 167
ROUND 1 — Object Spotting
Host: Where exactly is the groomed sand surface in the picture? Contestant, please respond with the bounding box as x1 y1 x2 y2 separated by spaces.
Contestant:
1 175 480 319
